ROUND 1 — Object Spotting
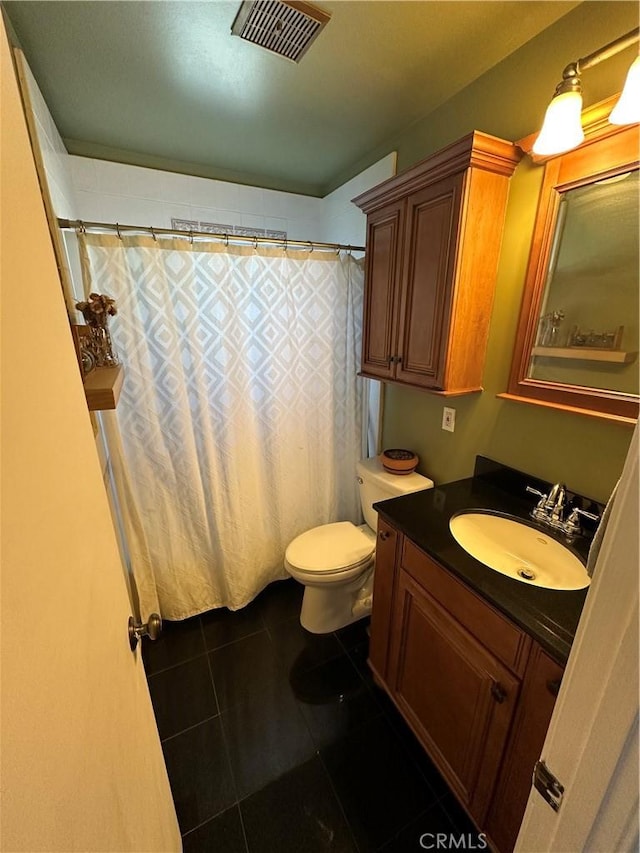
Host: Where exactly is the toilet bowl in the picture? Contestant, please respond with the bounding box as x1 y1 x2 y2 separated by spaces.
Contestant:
285 457 434 633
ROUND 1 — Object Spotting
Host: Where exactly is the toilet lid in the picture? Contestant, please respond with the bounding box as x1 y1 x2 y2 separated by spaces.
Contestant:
286 522 375 574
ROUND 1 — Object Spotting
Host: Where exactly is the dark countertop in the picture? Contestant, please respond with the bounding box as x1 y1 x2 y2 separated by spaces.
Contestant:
374 462 597 665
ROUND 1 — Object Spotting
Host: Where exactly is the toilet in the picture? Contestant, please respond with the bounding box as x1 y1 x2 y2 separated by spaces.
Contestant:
285 456 434 633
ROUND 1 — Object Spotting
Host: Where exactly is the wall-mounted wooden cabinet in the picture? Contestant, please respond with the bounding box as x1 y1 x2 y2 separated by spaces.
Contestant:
353 132 521 395
370 520 563 852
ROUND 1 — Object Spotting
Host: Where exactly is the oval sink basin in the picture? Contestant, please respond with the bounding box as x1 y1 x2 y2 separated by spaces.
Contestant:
449 512 590 591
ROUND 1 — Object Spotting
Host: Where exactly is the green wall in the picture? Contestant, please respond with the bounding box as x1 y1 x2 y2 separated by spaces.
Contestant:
378 2 638 502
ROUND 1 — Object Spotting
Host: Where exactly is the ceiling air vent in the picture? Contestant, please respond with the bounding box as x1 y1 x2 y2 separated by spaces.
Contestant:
231 0 331 63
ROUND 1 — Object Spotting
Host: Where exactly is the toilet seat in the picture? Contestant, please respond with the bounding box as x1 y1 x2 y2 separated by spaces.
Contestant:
285 521 375 575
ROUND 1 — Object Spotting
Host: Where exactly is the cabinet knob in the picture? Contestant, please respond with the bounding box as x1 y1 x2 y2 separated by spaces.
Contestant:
547 678 562 697
490 680 507 703
379 530 391 541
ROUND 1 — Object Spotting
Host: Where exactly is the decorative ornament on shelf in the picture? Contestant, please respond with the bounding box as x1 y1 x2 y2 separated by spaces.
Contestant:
75 292 119 367
381 449 419 475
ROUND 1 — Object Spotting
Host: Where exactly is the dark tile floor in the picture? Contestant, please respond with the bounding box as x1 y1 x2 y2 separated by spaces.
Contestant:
143 579 477 852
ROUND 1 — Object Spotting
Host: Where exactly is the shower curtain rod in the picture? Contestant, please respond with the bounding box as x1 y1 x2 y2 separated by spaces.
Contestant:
57 218 366 253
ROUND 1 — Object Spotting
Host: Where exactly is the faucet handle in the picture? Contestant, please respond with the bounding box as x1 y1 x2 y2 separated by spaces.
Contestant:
525 486 546 500
564 507 600 537
567 507 600 523
526 485 549 522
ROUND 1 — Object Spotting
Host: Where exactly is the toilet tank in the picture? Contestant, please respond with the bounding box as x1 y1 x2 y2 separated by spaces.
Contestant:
356 457 434 531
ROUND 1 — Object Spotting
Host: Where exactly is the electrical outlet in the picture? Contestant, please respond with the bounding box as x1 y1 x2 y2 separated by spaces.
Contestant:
442 406 456 432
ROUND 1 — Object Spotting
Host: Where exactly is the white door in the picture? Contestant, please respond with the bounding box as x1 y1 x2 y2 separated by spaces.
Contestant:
0 20 180 853
516 425 639 852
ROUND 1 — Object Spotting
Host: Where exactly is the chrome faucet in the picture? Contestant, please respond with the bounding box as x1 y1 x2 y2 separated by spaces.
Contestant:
547 483 566 527
526 482 599 540
526 482 567 529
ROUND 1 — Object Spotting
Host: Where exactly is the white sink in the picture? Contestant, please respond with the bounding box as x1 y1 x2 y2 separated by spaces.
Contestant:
449 512 590 591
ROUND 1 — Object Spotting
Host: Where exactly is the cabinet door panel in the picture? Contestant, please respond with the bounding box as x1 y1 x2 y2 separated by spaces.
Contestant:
485 646 563 853
395 174 463 388
389 569 519 824
361 201 405 379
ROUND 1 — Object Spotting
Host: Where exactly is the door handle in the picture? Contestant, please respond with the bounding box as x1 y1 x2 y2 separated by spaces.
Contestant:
128 613 162 651
379 530 391 541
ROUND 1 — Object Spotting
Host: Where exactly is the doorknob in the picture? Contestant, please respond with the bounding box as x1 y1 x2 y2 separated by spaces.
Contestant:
128 613 162 651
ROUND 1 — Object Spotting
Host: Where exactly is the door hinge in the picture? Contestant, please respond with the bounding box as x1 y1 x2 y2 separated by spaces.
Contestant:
533 760 564 812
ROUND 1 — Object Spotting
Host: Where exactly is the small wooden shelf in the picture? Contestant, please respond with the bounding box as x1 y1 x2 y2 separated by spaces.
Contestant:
531 346 637 364
83 365 124 411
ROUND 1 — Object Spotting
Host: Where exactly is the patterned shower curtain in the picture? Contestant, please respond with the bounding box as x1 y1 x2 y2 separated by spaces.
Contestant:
80 233 364 620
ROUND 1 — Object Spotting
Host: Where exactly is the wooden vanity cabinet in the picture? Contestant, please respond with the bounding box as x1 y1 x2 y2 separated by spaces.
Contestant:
370 520 564 851
354 132 521 395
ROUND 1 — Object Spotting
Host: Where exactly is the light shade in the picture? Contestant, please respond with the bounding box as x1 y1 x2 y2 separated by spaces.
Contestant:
533 90 585 156
609 56 640 124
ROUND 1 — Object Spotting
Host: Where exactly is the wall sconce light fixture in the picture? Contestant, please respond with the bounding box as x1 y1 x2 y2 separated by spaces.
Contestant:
534 27 640 156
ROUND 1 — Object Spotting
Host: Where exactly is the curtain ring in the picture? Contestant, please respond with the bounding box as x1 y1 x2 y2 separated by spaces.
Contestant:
308 241 313 253
189 229 194 245
335 245 340 255
284 238 288 253
253 236 258 251
116 223 122 240
77 220 86 234
150 226 157 242
225 233 229 247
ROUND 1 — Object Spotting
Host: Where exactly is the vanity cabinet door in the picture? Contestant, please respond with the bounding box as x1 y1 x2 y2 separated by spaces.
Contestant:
485 644 564 853
368 518 401 683
394 174 463 389
360 200 405 381
388 567 520 825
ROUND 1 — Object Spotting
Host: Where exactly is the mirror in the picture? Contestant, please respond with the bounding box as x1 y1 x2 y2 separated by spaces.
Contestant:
528 170 639 393
503 108 639 423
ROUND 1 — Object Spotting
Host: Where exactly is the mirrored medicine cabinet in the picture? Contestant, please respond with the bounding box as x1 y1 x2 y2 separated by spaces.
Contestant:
501 97 639 423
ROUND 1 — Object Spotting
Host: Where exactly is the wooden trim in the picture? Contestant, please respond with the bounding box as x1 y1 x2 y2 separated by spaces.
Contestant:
358 372 483 396
352 131 521 213
530 346 637 364
505 121 639 422
497 392 637 425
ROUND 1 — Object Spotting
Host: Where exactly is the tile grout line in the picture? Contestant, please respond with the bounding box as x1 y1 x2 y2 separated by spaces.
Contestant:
145 647 210 679
201 617 244 815
160 712 220 745
235 798 252 853
316 750 363 853
201 616 221 717
180 803 247 847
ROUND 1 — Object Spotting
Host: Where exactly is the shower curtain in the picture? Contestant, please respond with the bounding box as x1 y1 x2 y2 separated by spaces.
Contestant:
79 233 364 620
